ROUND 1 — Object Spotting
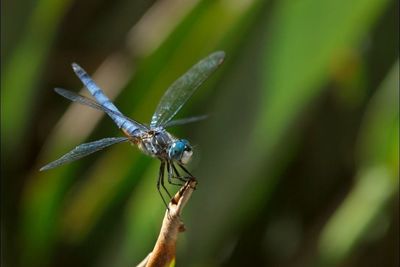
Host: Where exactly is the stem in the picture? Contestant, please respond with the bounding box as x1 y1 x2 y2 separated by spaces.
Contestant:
136 178 197 267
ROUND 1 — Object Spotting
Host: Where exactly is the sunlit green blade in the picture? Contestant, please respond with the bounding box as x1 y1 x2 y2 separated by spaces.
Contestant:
40 137 128 171
183 0 392 265
150 51 225 127
1 0 73 152
318 62 399 266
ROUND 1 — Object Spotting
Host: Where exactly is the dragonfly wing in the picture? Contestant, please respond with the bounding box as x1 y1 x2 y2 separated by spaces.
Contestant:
150 51 225 128
40 137 128 171
165 114 208 128
55 87 105 112
54 88 147 131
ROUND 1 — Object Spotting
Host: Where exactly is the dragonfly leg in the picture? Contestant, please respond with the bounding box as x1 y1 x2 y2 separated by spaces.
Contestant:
160 162 172 198
157 162 169 209
166 162 185 186
171 163 192 182
174 164 197 190
177 163 195 179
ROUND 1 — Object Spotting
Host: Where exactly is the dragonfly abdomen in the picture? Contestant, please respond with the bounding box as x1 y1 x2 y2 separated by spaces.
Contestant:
121 121 142 139
72 63 121 114
72 63 143 135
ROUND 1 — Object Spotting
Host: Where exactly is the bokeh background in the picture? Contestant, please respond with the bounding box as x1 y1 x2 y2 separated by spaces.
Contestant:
1 0 399 266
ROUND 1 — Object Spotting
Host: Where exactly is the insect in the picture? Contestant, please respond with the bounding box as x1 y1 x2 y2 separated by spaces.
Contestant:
40 51 225 207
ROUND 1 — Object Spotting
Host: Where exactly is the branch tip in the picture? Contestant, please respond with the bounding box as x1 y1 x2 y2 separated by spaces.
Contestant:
138 178 197 267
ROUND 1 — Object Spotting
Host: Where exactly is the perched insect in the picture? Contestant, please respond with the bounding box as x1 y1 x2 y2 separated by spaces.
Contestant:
40 51 225 207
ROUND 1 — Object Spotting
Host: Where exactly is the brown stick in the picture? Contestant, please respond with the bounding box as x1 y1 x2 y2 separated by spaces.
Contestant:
137 179 197 267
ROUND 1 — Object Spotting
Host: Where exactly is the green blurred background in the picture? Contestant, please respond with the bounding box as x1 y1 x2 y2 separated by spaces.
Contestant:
1 0 399 266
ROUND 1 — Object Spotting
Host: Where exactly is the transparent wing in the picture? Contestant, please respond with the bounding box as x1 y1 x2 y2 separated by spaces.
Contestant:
55 87 104 111
54 88 148 130
164 115 208 128
40 137 128 171
150 51 225 128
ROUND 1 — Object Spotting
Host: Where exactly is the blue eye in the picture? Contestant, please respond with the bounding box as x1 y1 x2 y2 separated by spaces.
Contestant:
168 140 189 160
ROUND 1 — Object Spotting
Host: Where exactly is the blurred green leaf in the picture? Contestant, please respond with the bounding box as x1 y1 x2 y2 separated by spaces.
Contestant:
181 0 392 265
1 0 73 151
317 61 399 266
253 0 390 151
357 62 399 173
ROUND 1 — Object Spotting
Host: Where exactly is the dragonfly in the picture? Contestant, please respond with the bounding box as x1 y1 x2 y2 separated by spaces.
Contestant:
40 51 225 207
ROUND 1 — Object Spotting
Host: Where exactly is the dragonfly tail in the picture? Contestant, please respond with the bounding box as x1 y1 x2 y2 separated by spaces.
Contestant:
71 63 119 112
71 63 141 134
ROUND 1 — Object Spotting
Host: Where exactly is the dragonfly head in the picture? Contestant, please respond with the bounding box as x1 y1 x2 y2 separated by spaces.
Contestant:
168 139 193 164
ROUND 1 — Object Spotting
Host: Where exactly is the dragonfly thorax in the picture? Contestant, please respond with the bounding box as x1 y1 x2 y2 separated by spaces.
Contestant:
136 130 172 158
136 130 192 164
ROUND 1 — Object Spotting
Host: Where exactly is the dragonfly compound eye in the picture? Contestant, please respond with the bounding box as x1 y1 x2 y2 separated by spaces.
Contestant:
168 139 192 164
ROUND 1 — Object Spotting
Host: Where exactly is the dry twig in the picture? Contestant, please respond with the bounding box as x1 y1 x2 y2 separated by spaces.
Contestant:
137 178 197 267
